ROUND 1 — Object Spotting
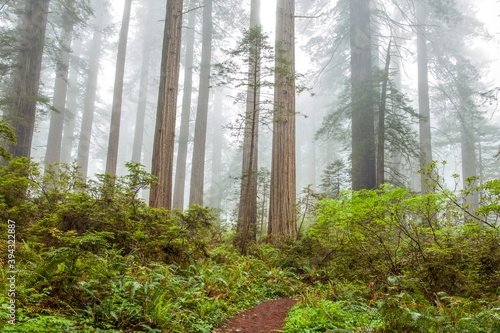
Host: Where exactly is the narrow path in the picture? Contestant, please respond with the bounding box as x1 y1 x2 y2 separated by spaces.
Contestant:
213 298 300 333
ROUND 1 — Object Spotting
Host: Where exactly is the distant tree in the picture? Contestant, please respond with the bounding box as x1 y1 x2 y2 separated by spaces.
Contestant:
189 0 213 206
429 1 493 206
105 0 133 176
213 24 275 253
77 1 107 177
316 66 421 190
45 5 74 167
268 0 297 242
416 0 433 193
45 0 92 167
208 89 225 210
3 0 51 159
131 0 155 165
376 40 391 187
149 0 184 210
60 38 83 164
238 0 262 254
319 159 349 198
173 0 197 210
350 0 376 191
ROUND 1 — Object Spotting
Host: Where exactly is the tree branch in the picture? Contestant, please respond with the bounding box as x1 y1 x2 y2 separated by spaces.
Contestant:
0 0 12 12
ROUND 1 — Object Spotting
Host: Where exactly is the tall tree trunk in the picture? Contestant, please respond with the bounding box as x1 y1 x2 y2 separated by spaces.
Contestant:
376 41 391 188
77 9 105 177
106 0 132 175
4 0 50 159
209 89 223 210
149 0 184 210
416 0 433 193
173 3 196 210
268 0 297 242
239 0 261 254
189 0 213 206
389 18 403 185
61 39 82 164
45 19 74 166
350 0 376 191
131 1 155 164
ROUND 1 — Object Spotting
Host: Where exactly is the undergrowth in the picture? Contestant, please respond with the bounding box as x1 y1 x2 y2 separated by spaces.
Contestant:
0 158 499 331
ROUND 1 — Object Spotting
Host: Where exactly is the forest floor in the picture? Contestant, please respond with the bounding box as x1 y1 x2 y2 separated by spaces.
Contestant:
213 298 301 333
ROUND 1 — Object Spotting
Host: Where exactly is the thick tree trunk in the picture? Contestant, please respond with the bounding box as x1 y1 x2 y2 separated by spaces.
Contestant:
106 0 132 176
268 0 297 242
189 0 213 207
61 39 82 164
77 10 105 177
131 2 155 164
350 0 376 191
4 0 50 159
239 0 261 253
45 20 74 166
416 0 433 193
149 0 184 210
172 4 196 210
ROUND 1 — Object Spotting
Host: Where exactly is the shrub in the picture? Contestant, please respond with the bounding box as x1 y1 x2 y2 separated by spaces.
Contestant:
310 184 500 296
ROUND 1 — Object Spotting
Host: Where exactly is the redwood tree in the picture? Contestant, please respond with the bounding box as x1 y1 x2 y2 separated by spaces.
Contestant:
268 0 297 242
239 0 263 254
350 0 376 191
77 6 106 177
61 39 82 164
105 0 132 176
4 0 50 159
416 0 433 193
172 2 196 210
149 0 184 210
131 1 155 164
189 0 213 207
45 20 73 167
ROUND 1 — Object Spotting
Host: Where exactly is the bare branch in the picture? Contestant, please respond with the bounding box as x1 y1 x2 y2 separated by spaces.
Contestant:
0 0 12 12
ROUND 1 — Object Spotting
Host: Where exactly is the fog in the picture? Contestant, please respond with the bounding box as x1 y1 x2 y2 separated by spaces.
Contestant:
2 0 499 223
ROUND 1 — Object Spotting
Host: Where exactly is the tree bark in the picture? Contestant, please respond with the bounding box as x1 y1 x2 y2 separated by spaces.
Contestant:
105 0 132 176
4 0 50 159
61 38 82 164
172 3 196 210
350 0 376 191
77 8 105 177
239 0 261 254
131 1 155 164
268 0 297 243
45 17 74 167
416 0 433 193
149 0 184 210
189 0 213 207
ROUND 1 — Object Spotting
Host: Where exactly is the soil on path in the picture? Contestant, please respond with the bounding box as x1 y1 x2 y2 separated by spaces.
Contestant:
213 298 300 333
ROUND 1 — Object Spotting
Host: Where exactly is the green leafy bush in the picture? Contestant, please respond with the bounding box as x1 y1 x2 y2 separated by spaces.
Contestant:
310 184 500 296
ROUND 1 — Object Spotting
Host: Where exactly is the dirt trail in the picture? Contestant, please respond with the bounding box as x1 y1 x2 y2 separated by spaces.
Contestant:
213 298 300 333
